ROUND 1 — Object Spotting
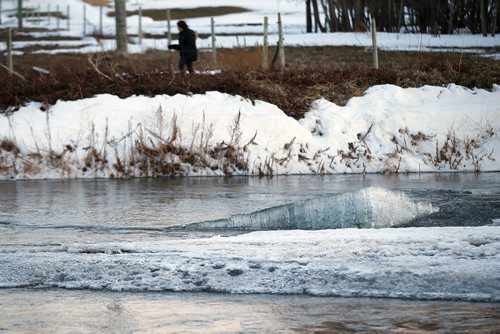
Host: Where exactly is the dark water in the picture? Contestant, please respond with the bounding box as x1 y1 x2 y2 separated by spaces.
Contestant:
0 173 498 232
0 173 499 333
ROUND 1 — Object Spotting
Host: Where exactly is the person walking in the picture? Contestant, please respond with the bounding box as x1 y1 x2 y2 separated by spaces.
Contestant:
168 21 198 73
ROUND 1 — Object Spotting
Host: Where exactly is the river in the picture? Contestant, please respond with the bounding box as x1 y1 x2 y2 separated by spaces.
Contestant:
1 173 499 333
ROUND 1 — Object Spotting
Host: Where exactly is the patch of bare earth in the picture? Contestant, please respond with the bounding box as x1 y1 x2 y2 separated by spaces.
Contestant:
107 7 249 21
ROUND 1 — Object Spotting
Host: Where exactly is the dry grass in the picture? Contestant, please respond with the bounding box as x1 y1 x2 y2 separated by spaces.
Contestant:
218 47 264 71
1 47 499 120
385 125 496 173
0 109 254 178
0 138 20 156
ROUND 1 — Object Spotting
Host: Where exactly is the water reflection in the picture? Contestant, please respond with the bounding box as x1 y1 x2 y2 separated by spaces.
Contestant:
1 290 499 333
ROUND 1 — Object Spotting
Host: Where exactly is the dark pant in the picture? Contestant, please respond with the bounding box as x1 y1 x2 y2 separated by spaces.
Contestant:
179 57 194 73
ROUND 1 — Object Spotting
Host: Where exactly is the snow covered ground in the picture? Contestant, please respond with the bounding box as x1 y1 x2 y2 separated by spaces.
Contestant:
0 84 499 179
1 0 500 55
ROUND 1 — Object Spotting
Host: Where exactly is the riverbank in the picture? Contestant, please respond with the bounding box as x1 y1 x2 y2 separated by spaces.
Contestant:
1 83 499 179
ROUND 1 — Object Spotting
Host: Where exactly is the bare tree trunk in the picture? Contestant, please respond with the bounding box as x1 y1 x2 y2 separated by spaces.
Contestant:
448 0 455 34
114 0 128 54
492 0 498 36
387 0 393 32
339 0 351 31
312 0 326 32
17 0 23 29
397 0 404 32
480 0 488 36
306 0 313 32
319 0 332 31
353 0 362 31
328 0 340 31
430 0 439 35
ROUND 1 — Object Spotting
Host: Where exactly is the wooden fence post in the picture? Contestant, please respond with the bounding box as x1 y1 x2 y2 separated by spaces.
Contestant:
7 28 13 73
56 4 60 30
371 17 379 69
114 0 128 54
166 9 171 45
263 16 269 70
277 13 285 68
66 5 70 31
83 5 86 36
36 4 41 25
211 17 217 67
99 6 103 35
138 6 143 44
17 0 23 29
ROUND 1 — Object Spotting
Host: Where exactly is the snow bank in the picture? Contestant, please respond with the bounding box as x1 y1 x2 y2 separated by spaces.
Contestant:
0 84 499 179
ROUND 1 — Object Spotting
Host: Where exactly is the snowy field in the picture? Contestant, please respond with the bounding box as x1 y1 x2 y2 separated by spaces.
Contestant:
1 0 500 55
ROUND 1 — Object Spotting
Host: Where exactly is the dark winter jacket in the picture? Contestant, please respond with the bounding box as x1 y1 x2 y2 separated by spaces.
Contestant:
169 29 198 62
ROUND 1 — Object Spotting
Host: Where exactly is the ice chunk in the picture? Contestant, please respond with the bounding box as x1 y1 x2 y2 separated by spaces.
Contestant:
182 187 438 230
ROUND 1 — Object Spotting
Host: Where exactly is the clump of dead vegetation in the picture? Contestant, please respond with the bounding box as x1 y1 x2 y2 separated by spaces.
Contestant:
384 125 497 173
429 125 496 171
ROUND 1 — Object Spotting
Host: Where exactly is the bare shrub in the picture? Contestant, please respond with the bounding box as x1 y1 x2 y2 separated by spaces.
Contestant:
464 125 496 172
210 111 250 174
382 146 403 174
432 130 464 169
82 121 109 173
335 123 373 170
398 124 497 172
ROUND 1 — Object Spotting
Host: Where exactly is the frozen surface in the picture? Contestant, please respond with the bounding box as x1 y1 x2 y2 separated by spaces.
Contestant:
0 226 499 301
